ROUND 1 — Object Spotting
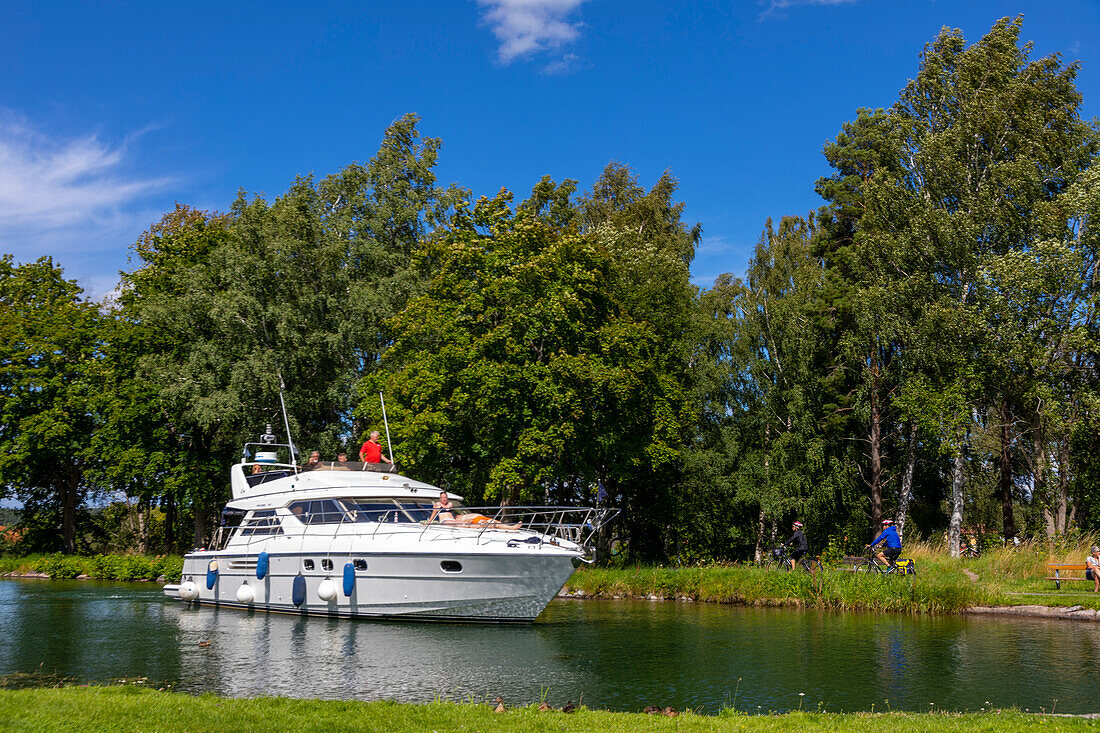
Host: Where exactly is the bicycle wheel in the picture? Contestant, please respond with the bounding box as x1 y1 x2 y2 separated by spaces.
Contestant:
769 558 792 572
801 558 823 574
853 560 877 574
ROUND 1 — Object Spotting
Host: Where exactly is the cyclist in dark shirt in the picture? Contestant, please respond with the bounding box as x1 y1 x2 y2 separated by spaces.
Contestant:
867 519 902 568
785 521 808 571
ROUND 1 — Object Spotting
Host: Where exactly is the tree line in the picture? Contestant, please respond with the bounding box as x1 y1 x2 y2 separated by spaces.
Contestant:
2 19 1098 560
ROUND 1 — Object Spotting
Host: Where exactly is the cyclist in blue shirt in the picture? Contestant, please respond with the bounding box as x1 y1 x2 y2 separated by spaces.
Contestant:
866 519 902 568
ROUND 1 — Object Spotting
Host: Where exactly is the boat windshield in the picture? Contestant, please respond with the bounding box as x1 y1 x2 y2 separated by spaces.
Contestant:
343 498 447 523
394 500 436 522
287 499 348 524
345 500 404 523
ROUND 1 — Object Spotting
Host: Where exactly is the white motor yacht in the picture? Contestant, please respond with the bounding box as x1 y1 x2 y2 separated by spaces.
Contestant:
164 426 609 622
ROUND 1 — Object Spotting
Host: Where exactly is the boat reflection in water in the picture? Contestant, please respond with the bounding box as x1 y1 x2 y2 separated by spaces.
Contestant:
171 602 589 702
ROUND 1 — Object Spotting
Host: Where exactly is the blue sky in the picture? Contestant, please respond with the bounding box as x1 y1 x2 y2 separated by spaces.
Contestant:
1 0 1097 298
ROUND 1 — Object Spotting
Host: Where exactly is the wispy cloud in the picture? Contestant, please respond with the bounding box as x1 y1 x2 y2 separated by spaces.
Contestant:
0 111 175 298
759 0 860 21
477 0 586 65
0 112 171 229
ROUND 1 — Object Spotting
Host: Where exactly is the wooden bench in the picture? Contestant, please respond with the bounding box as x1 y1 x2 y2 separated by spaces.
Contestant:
1046 564 1094 590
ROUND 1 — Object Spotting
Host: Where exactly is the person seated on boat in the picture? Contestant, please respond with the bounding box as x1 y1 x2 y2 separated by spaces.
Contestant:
866 519 902 568
785 521 809 571
251 464 263 475
337 453 348 462
428 491 457 523
1086 546 1100 593
427 492 522 529
454 512 522 530
359 431 393 465
304 450 321 469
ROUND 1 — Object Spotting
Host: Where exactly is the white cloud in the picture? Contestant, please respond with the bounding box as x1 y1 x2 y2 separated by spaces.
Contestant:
759 0 860 20
477 0 586 64
0 113 171 230
0 112 175 299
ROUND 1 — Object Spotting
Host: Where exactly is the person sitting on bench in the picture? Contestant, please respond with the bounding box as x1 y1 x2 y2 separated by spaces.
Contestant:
1087 546 1100 593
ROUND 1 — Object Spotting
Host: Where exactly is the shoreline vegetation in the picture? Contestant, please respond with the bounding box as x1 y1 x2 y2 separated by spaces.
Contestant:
562 539 1100 617
0 687 1096 732
0 553 182 583
4 539 1100 621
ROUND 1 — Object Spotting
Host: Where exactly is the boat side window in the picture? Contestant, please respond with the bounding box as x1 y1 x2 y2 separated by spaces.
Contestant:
246 468 291 487
288 499 347 524
346 500 400 523
303 559 314 571
353 559 367 571
238 509 282 536
321 559 333 571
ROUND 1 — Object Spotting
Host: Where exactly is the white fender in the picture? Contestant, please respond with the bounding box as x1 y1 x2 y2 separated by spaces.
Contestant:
236 583 255 604
317 578 338 602
178 581 200 601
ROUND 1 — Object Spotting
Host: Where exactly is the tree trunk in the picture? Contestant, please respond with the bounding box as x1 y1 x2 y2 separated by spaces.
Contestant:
164 493 176 554
193 508 207 550
1056 437 1070 534
868 351 884 536
896 422 916 540
753 505 766 563
999 397 1017 541
137 498 149 555
61 476 78 555
948 442 965 558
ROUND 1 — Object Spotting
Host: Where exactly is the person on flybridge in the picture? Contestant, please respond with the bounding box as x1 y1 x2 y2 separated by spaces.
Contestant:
358 431 393 465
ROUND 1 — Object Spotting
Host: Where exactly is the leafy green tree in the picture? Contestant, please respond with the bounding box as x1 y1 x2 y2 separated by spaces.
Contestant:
0 257 103 553
817 17 1098 551
119 115 454 546
368 189 685 558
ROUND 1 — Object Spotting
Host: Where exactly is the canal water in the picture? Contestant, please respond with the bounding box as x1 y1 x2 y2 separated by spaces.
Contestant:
2 578 1098 714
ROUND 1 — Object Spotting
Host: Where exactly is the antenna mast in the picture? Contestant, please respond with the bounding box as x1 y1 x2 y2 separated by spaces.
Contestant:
379 392 396 468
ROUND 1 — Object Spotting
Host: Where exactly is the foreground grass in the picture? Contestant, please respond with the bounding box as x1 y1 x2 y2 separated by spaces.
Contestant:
565 539 1100 614
0 687 1093 732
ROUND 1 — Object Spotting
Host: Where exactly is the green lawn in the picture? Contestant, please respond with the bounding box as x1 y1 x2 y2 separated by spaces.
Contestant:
0 687 1094 732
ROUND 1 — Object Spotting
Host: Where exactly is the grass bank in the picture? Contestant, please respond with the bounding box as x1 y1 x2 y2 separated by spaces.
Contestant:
0 553 182 582
0 687 1092 732
565 539 1100 614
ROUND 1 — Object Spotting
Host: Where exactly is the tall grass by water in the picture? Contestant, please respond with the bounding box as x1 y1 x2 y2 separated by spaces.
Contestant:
566 536 1100 613
0 687 1091 732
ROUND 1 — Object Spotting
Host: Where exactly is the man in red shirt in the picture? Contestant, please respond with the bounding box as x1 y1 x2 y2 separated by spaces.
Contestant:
359 431 392 465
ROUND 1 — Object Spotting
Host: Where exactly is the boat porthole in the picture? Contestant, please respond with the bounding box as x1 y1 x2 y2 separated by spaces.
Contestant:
353 559 367 571
321 559 333 571
440 561 462 573
303 559 315 571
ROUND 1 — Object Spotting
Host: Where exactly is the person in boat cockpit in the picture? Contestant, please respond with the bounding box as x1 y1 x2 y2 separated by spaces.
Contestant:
306 450 321 468
337 453 348 462
359 431 393 465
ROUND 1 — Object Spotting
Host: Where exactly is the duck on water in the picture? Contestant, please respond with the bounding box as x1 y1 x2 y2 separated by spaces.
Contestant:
165 422 613 622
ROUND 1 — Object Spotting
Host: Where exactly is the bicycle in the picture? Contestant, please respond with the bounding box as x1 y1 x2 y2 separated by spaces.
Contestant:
765 545 823 574
854 547 916 575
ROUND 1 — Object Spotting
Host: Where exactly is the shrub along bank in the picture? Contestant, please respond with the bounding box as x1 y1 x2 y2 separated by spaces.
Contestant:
0 553 182 582
0 687 1091 733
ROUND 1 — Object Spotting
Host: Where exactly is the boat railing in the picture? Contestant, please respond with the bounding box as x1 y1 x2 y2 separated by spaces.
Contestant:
216 504 618 558
419 505 618 554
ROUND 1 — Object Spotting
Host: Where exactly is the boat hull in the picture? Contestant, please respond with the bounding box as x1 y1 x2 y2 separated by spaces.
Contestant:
171 549 579 622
